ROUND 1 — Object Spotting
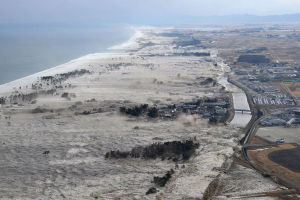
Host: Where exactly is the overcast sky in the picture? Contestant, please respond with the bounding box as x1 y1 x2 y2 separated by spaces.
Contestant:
1 0 300 24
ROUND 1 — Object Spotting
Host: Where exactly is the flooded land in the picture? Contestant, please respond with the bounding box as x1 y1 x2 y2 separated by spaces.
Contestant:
0 27 242 199
1 26 300 199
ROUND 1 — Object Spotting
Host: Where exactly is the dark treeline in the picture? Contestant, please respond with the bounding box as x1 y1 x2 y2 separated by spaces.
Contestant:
6 89 56 104
173 39 201 47
119 104 158 118
146 187 158 195
145 169 175 195
41 69 91 83
105 140 199 161
153 169 175 187
1 69 91 105
174 52 210 57
237 55 270 64
0 97 6 104
201 77 217 86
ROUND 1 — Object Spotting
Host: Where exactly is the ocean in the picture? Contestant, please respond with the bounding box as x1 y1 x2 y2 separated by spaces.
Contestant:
0 24 133 85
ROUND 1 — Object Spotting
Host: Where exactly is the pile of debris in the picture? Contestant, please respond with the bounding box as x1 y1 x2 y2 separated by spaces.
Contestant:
118 97 231 123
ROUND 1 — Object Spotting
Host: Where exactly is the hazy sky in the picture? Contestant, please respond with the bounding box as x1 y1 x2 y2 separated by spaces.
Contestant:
1 0 300 24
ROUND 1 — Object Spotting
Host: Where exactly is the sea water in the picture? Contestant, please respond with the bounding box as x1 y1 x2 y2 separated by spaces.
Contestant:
0 24 133 84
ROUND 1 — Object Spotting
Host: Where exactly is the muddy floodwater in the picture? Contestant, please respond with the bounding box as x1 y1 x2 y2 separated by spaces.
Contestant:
0 27 241 199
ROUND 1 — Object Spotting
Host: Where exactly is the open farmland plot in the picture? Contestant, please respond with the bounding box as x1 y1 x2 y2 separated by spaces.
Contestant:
269 146 300 173
248 144 300 191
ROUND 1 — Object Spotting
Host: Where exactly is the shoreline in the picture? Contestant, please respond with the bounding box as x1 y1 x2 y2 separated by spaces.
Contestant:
0 27 141 95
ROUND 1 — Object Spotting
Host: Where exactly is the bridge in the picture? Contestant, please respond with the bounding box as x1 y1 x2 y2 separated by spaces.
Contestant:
235 109 251 114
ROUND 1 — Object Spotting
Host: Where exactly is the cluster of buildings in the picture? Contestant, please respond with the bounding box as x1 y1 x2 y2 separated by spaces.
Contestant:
252 95 294 106
159 97 231 123
239 79 295 106
240 62 300 81
234 61 299 106
261 108 300 127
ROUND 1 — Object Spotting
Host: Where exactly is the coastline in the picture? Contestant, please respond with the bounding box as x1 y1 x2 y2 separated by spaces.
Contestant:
0 27 141 95
1 24 295 199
